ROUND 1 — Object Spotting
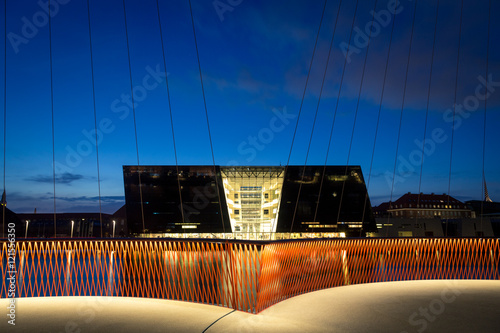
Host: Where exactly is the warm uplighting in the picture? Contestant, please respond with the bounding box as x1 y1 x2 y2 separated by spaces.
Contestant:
25 220 29 238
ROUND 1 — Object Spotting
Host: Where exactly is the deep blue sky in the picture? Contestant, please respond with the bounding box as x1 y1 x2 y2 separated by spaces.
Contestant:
1 0 499 214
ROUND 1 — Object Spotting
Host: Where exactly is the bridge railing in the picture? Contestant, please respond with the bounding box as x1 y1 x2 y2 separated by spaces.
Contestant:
1 238 499 313
256 238 500 311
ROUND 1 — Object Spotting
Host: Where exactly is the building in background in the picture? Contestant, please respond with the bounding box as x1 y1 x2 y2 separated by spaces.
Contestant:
370 217 495 238
373 193 473 219
0 191 21 238
17 213 113 238
112 205 128 237
370 193 497 238
123 165 376 239
16 206 127 238
466 200 500 218
465 200 500 238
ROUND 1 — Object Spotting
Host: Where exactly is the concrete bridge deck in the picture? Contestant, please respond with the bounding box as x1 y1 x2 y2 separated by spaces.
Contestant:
2 280 499 333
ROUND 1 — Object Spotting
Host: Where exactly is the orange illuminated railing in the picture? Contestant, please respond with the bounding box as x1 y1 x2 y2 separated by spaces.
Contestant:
255 238 500 311
1 238 499 313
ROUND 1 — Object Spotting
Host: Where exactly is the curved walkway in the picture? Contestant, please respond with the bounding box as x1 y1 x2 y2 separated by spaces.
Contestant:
2 280 499 332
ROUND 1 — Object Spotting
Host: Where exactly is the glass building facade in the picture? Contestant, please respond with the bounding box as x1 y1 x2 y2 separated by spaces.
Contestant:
123 165 376 238
276 166 375 235
123 165 231 235
221 167 285 235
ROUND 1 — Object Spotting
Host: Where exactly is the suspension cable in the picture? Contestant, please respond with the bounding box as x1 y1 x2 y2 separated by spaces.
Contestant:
285 0 327 170
290 0 342 233
416 0 440 227
188 0 226 236
480 0 492 231
335 0 379 235
445 0 464 237
48 0 57 237
2 0 6 238
360 3 397 233
315 0 359 227
122 0 145 234
86 0 103 238
156 0 185 226
387 0 419 232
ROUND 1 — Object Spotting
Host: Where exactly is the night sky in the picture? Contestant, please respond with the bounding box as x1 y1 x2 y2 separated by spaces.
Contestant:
1 0 499 214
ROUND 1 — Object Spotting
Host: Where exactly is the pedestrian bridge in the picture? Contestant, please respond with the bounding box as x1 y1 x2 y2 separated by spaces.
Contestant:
2 280 500 332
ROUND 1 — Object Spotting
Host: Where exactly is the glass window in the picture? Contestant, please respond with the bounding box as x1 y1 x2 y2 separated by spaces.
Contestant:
264 193 269 199
235 210 239 215
234 193 238 199
264 209 269 215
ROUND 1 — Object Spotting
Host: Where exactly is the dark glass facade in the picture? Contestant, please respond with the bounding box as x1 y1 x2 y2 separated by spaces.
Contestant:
123 165 376 236
123 165 231 234
276 166 375 235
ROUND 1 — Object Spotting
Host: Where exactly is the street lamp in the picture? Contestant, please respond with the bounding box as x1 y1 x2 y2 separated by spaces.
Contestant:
71 220 74 238
112 220 116 238
25 220 29 238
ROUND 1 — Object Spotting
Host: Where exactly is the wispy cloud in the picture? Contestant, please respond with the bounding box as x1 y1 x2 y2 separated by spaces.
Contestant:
56 196 124 203
6 191 125 214
25 172 85 185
